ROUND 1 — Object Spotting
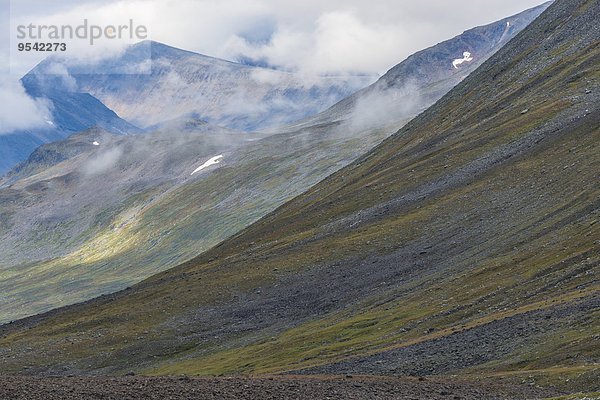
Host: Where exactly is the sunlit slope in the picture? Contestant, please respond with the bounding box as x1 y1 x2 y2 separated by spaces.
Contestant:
0 119 396 323
0 0 598 390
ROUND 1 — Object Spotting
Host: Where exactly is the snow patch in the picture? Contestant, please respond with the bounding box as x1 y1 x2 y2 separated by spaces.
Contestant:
92 141 100 146
191 155 223 175
46 120 54 126
452 52 474 69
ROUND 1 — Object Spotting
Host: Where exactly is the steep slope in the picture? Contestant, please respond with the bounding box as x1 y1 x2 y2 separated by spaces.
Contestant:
0 8 544 324
0 0 596 389
25 41 374 131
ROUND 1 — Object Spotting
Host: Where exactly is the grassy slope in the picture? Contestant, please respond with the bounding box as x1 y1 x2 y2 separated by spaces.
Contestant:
0 123 393 323
0 0 598 391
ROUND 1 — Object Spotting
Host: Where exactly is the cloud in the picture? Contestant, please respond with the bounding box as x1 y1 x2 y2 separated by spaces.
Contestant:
228 10 407 75
6 0 549 76
0 2 53 134
347 81 424 132
0 77 53 134
41 62 79 91
149 0 548 75
82 147 123 175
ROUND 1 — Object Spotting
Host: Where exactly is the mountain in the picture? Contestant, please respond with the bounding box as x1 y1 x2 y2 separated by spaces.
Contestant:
286 1 552 131
0 6 546 325
25 41 375 131
2 40 370 176
0 122 254 305
0 83 139 176
0 0 597 393
1 3 549 178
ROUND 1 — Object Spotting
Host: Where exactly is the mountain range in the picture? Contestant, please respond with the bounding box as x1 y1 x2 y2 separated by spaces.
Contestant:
24 41 375 132
0 43 374 177
0 3 549 325
1 0 598 397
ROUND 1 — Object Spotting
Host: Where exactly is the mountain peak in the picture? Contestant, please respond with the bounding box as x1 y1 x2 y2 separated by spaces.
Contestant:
124 40 242 66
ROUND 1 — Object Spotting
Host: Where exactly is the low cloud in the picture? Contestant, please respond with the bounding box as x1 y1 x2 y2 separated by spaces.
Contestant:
0 77 53 135
348 81 422 131
82 147 123 175
226 10 406 75
41 62 79 91
8 0 549 77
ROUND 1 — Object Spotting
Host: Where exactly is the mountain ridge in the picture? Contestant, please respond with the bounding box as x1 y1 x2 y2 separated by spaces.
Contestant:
285 1 551 131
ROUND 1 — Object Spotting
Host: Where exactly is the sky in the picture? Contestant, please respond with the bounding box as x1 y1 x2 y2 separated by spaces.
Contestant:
0 0 548 134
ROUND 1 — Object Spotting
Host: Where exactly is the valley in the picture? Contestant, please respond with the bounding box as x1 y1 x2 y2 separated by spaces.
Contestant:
0 0 597 398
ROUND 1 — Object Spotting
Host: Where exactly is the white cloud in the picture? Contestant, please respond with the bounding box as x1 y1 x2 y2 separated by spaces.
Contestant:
6 0 549 76
230 10 408 75
0 77 53 134
82 147 123 175
149 0 548 75
348 81 422 131
42 62 78 91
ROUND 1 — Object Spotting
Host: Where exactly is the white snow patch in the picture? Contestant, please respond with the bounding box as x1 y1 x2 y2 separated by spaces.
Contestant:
46 120 54 126
452 51 474 69
191 155 223 175
507 21 510 27
92 141 100 146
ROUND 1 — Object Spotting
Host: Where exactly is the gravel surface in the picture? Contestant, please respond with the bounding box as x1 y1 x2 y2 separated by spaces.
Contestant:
0 375 559 400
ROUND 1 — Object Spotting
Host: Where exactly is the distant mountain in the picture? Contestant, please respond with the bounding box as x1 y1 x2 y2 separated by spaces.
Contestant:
0 82 139 176
2 3 549 178
0 0 595 391
3 40 366 176
0 5 548 325
25 41 375 131
289 2 551 131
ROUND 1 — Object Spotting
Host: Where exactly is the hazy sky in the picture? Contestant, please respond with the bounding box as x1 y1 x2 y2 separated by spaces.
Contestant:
4 0 549 76
0 0 549 134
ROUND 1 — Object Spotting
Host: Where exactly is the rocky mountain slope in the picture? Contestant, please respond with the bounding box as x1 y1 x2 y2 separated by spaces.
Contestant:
0 374 561 400
0 0 597 394
0 6 547 325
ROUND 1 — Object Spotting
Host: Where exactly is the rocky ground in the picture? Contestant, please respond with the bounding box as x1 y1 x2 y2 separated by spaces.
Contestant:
0 374 560 400
300 296 599 376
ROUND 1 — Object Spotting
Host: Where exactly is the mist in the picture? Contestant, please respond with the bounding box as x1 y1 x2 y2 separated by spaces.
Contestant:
0 78 53 135
82 147 123 176
347 81 423 132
